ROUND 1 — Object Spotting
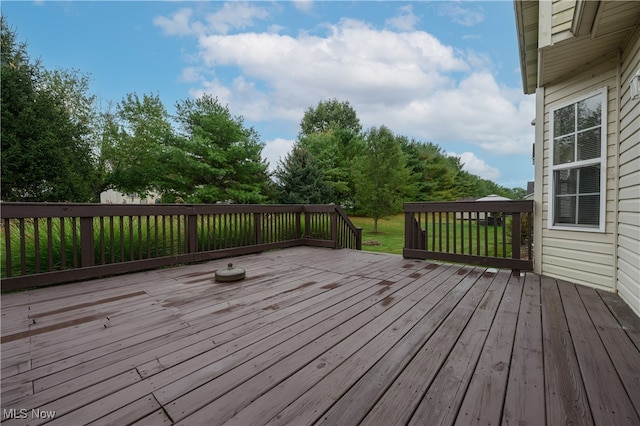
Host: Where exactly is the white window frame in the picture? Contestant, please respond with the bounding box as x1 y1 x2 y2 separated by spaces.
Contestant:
548 87 607 232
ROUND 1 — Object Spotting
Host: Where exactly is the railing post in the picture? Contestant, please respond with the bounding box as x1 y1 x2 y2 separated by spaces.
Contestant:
80 217 95 268
404 212 413 253
187 212 197 253
356 228 363 250
254 212 262 245
304 210 311 239
4 218 12 277
331 211 338 249
511 212 521 276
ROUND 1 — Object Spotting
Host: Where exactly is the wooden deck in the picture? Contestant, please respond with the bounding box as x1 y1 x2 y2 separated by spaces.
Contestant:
1 247 639 425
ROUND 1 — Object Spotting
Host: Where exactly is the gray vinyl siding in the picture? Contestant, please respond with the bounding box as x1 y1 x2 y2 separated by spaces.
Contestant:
551 0 575 39
540 61 617 291
617 29 640 316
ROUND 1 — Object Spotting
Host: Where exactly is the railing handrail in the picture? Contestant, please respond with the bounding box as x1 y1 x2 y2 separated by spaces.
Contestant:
1 203 362 291
0 202 345 218
404 200 534 213
332 205 363 250
403 200 534 275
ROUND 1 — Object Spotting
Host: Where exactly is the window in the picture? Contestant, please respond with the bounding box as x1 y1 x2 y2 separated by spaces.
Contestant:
549 88 606 231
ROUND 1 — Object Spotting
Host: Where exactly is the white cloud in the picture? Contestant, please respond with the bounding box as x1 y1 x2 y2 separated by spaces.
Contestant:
190 18 467 119
386 5 419 32
292 1 314 14
189 78 233 106
154 3 269 36
179 67 201 83
361 72 534 155
268 24 286 34
154 8 198 36
205 2 269 35
155 8 534 157
447 151 501 181
439 3 485 27
262 138 296 171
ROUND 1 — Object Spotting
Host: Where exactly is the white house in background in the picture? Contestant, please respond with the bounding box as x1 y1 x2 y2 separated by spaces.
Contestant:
475 195 511 222
454 195 512 222
515 0 640 315
100 189 158 204
475 194 512 202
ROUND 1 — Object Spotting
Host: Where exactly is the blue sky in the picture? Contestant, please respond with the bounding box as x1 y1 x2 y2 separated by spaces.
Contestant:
3 1 535 190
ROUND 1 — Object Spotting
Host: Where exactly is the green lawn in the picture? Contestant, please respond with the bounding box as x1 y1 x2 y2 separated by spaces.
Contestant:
350 214 405 255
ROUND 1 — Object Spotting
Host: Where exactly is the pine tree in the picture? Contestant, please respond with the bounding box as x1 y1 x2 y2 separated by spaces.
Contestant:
163 95 270 203
274 144 333 204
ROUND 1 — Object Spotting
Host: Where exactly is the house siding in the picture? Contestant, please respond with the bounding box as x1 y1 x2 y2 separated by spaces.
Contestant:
540 61 618 291
617 28 640 316
551 0 575 38
519 0 640 315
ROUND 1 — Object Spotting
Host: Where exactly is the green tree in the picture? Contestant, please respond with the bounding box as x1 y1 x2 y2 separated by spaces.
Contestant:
453 168 522 200
298 99 365 207
354 126 415 232
1 18 97 202
101 92 172 198
273 144 333 204
40 68 104 199
163 95 269 203
298 98 362 138
298 132 351 205
41 68 96 137
401 140 459 201
509 187 527 200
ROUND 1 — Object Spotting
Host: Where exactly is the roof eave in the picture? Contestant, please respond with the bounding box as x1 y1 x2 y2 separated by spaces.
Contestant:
514 0 539 95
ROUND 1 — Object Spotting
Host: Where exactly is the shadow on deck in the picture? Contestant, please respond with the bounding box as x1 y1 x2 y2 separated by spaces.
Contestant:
1 247 639 425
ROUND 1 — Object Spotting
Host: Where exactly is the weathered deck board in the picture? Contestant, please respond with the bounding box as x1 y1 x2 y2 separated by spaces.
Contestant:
220 263 455 425
577 286 640 414
168 272 427 423
540 276 593 426
598 289 640 350
454 272 524 426
357 268 496 425
1 247 639 426
263 264 464 426
558 280 639 425
502 273 545 426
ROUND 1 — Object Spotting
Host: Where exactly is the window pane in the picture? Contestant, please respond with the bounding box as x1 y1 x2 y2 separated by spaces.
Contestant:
578 195 600 225
555 169 577 195
578 166 600 194
551 92 604 229
577 128 601 161
555 196 576 224
554 104 575 137
577 95 601 130
554 135 575 165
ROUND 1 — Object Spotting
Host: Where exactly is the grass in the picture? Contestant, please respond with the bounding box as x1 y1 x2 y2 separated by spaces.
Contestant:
350 214 406 255
351 213 513 257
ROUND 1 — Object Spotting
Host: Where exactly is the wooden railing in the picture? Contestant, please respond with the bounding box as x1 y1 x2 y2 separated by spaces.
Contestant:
404 200 533 274
1 203 362 291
